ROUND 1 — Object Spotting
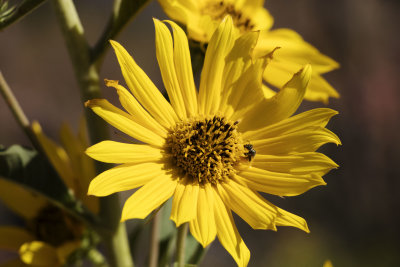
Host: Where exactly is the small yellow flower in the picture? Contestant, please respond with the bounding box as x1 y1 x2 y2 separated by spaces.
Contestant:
158 0 339 103
0 120 97 266
0 179 83 266
85 17 339 266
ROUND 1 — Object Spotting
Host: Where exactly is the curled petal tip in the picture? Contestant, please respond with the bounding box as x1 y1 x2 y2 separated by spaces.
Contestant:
104 79 119 87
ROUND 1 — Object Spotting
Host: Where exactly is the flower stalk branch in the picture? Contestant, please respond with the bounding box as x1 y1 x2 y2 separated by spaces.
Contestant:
0 71 41 150
149 212 161 267
176 223 188 267
51 0 140 266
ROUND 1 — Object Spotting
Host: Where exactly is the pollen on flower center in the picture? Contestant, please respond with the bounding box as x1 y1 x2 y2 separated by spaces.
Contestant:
166 116 244 184
203 1 255 32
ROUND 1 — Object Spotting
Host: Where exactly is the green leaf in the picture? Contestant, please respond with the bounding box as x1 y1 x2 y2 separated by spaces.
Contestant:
0 144 97 225
0 0 47 30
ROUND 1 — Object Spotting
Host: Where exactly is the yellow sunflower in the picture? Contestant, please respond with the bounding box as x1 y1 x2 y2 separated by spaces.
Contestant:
0 120 98 266
158 0 339 103
85 17 339 266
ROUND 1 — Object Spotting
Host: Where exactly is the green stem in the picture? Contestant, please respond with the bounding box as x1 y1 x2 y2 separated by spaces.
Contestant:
87 248 109 267
176 223 188 267
0 71 41 150
91 0 150 68
52 1 133 266
149 212 161 267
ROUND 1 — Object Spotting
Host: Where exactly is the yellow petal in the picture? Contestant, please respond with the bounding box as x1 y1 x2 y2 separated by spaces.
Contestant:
226 57 268 121
260 84 276 99
0 226 34 251
86 141 162 164
104 79 167 137
256 29 339 73
237 167 326 196
189 183 216 247
61 119 99 213
0 178 47 220
165 20 198 117
240 0 266 8
252 152 338 176
275 207 310 233
305 72 339 103
154 19 187 119
157 0 198 25
19 241 59 266
121 174 177 221
85 99 165 147
88 162 166 196
76 116 97 184
56 241 81 265
239 65 312 131
323 260 334 267
240 2 274 31
212 187 250 267
264 60 339 103
217 180 277 230
59 123 86 197
252 127 341 155
31 121 77 192
220 31 263 117
187 13 217 43
198 16 235 115
170 178 199 226
242 108 338 140
110 40 178 128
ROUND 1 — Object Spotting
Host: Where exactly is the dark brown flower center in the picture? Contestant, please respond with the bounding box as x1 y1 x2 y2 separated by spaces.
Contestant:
166 116 244 184
203 1 256 32
29 205 83 246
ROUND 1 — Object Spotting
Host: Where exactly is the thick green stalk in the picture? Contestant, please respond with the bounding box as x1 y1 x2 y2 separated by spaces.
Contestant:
52 1 133 266
149 212 161 267
176 223 189 267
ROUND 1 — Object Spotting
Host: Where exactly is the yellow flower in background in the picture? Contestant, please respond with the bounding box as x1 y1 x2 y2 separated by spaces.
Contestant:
0 179 83 266
323 260 334 267
0 120 98 266
32 119 98 214
158 0 339 103
85 17 339 266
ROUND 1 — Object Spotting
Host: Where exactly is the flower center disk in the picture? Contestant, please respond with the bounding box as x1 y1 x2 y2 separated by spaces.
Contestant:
203 0 255 32
29 205 83 246
167 116 243 184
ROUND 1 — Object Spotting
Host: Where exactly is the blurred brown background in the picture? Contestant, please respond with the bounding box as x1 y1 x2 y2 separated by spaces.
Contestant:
1 0 400 266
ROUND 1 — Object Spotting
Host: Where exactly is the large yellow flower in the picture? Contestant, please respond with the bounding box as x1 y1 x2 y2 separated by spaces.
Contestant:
158 0 339 103
0 120 98 266
85 17 339 266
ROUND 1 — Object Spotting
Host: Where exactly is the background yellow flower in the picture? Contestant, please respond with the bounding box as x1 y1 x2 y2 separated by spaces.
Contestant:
158 0 339 103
